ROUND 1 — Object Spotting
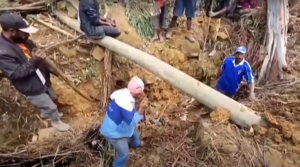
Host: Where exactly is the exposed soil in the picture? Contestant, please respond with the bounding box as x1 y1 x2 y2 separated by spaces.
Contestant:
1 0 300 167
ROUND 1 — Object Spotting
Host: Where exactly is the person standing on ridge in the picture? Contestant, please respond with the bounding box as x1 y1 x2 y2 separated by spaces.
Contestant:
165 0 200 43
78 0 121 39
100 76 148 167
0 13 70 131
216 46 257 101
151 0 169 42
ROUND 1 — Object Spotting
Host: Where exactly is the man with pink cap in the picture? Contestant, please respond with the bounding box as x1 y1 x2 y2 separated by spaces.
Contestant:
100 76 147 167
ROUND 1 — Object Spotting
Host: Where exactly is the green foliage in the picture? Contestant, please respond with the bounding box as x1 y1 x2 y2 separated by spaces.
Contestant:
125 2 154 39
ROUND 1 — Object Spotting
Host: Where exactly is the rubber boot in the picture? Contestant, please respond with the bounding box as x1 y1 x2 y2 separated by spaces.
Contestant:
50 112 70 132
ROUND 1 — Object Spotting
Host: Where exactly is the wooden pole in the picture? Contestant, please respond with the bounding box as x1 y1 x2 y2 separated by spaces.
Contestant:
44 58 93 102
53 10 267 128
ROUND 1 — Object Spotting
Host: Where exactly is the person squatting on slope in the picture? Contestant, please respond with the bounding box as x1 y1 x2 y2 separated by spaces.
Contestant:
151 0 169 42
216 46 257 101
78 0 121 39
166 0 200 43
205 0 234 56
100 76 148 167
0 13 70 131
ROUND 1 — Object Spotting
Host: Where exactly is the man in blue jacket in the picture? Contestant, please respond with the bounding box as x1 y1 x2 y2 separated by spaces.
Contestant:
216 46 257 100
101 76 147 167
78 0 121 39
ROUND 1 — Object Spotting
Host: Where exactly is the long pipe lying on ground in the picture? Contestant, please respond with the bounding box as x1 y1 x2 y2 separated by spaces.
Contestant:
53 10 267 128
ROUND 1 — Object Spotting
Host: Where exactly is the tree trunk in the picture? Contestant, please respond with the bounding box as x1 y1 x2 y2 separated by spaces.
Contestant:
53 10 267 128
258 0 289 84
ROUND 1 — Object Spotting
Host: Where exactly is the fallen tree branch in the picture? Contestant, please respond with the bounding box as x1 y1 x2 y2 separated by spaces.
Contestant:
45 58 93 102
0 0 50 13
44 35 83 50
22 0 49 8
54 10 267 128
28 15 75 37
101 49 113 109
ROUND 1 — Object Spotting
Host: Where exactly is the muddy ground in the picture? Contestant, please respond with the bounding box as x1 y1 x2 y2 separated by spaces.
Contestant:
1 0 300 167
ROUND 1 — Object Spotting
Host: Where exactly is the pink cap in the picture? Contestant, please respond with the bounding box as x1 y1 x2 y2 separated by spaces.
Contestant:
127 76 144 94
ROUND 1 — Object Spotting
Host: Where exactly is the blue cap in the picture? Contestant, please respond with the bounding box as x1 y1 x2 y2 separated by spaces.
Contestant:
235 46 247 54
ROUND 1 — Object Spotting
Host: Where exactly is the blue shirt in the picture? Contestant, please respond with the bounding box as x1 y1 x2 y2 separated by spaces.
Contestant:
217 56 254 96
100 88 143 139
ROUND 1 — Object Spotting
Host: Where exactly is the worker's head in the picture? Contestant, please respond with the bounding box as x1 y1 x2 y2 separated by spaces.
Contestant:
234 46 247 63
127 76 144 98
0 13 38 43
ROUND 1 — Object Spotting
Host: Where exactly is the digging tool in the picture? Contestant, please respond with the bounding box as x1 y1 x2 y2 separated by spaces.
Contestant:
153 101 170 126
44 57 93 102
199 0 214 59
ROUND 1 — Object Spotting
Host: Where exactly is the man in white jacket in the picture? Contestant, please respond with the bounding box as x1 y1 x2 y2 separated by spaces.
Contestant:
100 76 148 167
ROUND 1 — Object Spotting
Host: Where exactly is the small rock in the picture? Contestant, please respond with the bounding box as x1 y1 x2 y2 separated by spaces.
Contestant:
292 131 300 144
217 31 228 39
221 144 239 154
179 39 200 57
32 135 38 142
284 112 292 119
124 29 130 34
266 149 283 167
75 46 89 54
253 125 267 135
91 46 105 61
67 5 77 18
272 134 282 143
59 46 77 57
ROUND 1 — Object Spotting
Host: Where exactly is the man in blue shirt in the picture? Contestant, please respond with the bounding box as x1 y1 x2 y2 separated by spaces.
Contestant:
216 46 256 100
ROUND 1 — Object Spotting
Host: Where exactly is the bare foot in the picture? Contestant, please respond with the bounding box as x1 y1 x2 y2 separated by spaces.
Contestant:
166 29 173 39
151 35 159 42
185 32 196 43
158 31 164 42
140 140 145 146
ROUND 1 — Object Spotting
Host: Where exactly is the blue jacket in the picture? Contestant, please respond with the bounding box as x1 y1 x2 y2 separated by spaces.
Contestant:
217 56 254 96
100 88 144 138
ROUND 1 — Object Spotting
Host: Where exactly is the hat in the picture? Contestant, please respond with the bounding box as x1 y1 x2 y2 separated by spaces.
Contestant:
0 13 38 34
235 46 247 54
127 76 144 94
